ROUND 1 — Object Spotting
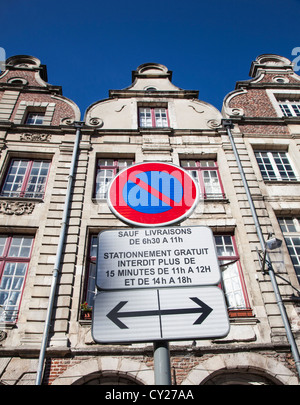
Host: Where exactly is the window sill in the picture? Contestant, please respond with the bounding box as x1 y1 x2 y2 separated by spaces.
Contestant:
139 127 173 134
0 196 44 202
79 319 92 326
263 179 300 184
0 321 17 329
228 309 254 318
204 197 229 203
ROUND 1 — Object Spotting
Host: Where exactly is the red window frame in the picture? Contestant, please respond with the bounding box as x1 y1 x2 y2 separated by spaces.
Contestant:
81 235 98 319
181 159 226 200
1 158 51 199
215 235 252 317
138 107 170 128
0 235 34 323
94 158 134 199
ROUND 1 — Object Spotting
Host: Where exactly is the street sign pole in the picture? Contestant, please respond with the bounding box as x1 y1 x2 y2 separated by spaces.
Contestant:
154 341 172 385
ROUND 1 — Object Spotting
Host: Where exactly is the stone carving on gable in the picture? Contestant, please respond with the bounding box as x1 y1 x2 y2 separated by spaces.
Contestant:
188 104 204 114
89 117 104 127
61 117 75 126
207 119 221 128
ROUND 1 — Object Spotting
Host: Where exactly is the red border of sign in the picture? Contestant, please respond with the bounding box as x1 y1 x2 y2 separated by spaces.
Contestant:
107 162 200 227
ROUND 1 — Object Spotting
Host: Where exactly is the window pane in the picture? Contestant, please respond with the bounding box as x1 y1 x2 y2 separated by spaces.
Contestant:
95 168 114 198
215 235 235 256
255 152 275 180
279 101 300 117
95 159 133 198
0 261 29 322
154 108 168 127
215 235 247 309
221 261 246 309
118 159 133 170
84 237 98 310
86 263 96 307
1 160 49 198
292 104 300 116
90 236 98 257
26 112 44 125
200 160 215 167
139 108 152 127
25 161 50 198
285 237 300 283
139 107 168 128
8 236 33 258
278 217 296 233
181 159 224 199
255 151 297 181
98 159 114 166
0 236 7 257
278 217 300 284
1 160 29 197
181 160 197 167
202 170 222 198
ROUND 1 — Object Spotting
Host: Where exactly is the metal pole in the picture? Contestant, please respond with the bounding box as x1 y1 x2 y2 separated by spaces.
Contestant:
154 341 172 385
35 122 83 385
222 119 300 380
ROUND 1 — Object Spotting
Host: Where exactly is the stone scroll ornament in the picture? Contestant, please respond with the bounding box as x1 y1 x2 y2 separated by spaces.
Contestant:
20 133 52 142
0 200 35 215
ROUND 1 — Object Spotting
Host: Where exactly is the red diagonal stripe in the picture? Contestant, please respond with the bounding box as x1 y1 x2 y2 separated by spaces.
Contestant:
128 172 180 207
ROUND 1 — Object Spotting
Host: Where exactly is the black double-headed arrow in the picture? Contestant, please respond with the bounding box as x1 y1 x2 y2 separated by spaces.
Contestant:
106 297 213 329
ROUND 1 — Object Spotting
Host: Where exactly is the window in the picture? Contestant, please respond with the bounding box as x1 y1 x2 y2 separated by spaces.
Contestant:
139 107 169 128
1 159 50 199
181 159 225 200
83 235 97 312
278 217 300 285
0 235 34 323
266 90 300 118
95 158 134 199
145 87 157 92
278 99 300 117
25 112 45 125
255 151 298 181
215 235 251 312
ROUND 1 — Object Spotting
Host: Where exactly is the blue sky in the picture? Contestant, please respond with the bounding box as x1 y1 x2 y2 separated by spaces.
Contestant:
1 0 300 118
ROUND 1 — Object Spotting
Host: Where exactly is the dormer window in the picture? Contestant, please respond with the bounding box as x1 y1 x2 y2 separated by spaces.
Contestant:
138 107 169 128
25 112 45 125
278 99 300 117
255 151 298 181
266 90 300 118
145 87 157 92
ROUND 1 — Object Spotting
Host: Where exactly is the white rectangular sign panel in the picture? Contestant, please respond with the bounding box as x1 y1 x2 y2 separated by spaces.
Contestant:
92 286 230 344
96 226 221 290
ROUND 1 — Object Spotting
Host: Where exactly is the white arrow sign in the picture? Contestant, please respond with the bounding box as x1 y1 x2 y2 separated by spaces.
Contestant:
97 226 221 290
92 286 230 344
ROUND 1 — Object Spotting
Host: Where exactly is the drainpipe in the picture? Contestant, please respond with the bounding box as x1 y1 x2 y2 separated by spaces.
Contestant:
35 121 84 385
222 119 300 381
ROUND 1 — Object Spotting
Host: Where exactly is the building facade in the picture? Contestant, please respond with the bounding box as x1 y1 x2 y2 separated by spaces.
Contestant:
0 54 299 385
